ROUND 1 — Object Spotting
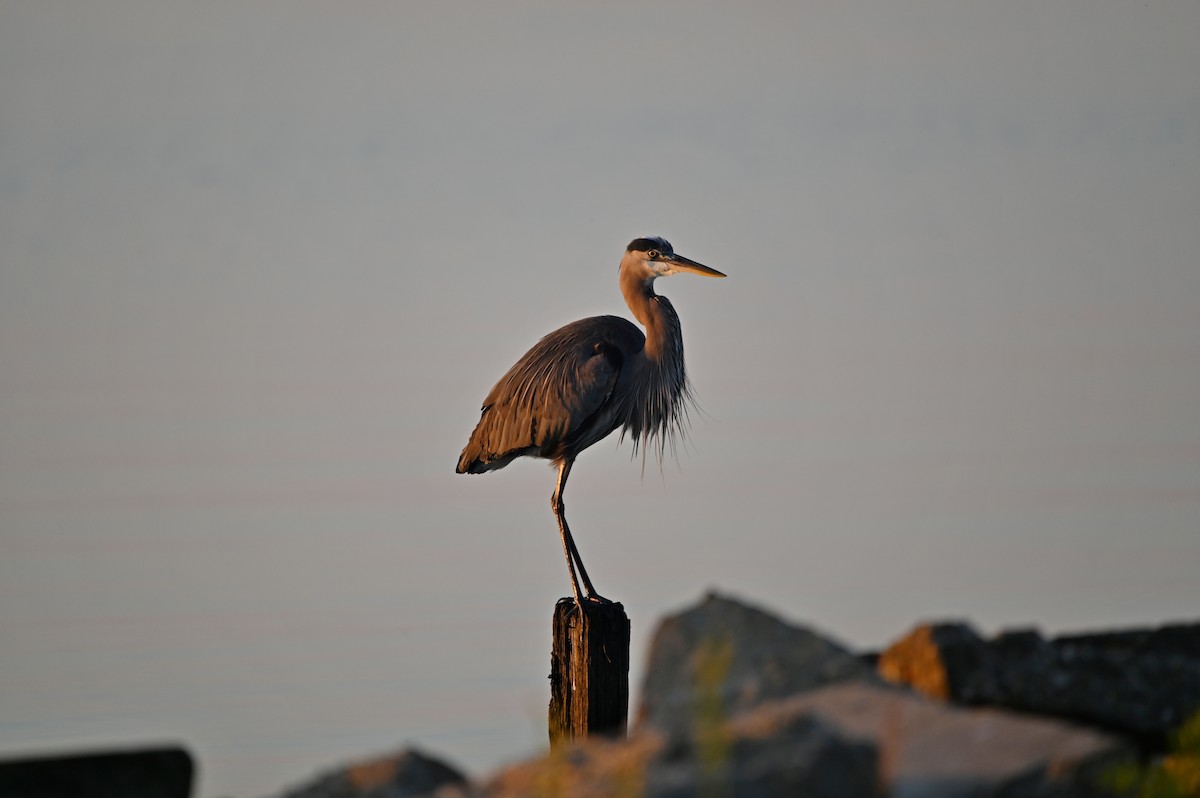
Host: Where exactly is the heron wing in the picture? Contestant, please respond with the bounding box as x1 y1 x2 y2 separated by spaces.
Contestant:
457 315 644 472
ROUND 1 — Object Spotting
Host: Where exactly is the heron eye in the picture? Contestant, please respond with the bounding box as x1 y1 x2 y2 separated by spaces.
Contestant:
647 250 660 260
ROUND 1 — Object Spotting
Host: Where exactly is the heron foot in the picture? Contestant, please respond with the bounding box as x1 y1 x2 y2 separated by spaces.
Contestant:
568 593 614 615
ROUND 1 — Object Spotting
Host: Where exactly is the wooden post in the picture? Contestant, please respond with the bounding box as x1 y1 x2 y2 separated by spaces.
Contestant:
548 597 630 747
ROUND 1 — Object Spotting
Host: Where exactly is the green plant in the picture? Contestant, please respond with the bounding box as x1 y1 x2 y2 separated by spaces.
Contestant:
693 637 734 798
1104 710 1200 798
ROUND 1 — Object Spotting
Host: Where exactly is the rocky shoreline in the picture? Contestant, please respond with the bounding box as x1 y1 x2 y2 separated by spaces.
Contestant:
276 591 1199 798
3 591 1196 797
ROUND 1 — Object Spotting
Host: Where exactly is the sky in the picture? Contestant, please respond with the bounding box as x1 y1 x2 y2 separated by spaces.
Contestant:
1 2 1198 796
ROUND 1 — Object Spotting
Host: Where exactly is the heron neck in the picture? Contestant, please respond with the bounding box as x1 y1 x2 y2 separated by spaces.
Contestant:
620 268 679 360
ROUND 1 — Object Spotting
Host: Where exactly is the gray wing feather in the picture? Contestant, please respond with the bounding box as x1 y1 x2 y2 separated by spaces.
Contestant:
457 316 644 472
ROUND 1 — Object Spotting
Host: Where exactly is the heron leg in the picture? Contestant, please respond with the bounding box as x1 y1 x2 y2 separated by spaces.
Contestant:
552 460 584 605
552 460 610 605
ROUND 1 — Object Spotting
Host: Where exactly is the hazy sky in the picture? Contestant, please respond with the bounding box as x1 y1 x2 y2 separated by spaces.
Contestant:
2 3 1198 796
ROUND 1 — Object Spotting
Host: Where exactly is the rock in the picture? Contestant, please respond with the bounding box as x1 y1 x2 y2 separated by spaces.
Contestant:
650 709 878 798
879 620 1200 743
877 622 990 701
709 706 879 798
257 594 1194 798
487 681 1127 798
483 712 878 798
771 681 1130 798
275 747 469 798
0 746 193 798
483 734 664 798
637 590 876 733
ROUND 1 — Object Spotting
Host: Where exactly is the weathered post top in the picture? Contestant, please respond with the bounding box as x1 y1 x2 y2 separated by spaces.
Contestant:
549 598 631 747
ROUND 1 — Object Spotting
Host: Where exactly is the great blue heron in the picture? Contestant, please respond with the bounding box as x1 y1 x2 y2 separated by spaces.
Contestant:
456 236 725 606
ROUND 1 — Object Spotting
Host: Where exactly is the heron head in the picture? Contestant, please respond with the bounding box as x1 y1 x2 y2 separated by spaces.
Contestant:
622 236 726 280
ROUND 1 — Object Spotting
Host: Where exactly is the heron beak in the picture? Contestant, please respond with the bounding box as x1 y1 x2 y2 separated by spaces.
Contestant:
666 253 726 278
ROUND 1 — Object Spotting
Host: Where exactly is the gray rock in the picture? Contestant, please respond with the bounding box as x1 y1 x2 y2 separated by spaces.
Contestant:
771 681 1130 798
275 747 468 798
879 620 1200 742
637 590 876 733
483 712 878 798
648 710 878 798
487 681 1128 798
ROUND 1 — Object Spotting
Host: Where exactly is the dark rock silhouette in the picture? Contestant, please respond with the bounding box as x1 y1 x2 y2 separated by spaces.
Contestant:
879 619 1200 744
0 746 193 798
